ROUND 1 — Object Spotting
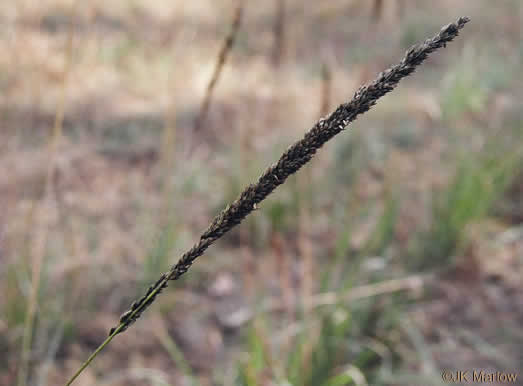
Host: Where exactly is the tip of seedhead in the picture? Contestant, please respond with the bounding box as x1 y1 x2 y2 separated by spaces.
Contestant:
457 16 471 26
441 16 470 36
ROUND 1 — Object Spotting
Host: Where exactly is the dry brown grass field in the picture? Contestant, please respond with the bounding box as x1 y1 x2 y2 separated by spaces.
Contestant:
1 1 522 385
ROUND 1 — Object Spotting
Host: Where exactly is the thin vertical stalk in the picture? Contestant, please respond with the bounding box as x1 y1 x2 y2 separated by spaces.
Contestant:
372 0 384 22
272 0 286 67
319 62 332 118
193 0 245 134
17 4 76 386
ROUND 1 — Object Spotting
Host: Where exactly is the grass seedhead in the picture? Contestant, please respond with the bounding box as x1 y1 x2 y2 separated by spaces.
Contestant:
66 17 470 385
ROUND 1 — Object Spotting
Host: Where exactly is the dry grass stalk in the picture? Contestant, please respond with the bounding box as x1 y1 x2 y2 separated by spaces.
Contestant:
161 77 179 214
219 274 428 329
272 0 286 67
66 16 469 385
310 274 426 307
162 71 178 188
372 0 384 22
17 4 77 386
371 0 405 23
193 0 245 134
272 274 428 344
298 195 313 310
319 62 332 118
161 3 187 199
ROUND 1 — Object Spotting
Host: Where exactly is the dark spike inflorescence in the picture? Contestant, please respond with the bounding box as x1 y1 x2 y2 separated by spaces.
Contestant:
109 17 470 337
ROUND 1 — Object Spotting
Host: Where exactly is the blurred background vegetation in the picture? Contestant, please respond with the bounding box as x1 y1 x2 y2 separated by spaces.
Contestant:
1 1 522 385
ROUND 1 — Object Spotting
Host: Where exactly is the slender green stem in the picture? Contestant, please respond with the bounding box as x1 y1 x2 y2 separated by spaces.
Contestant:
65 278 167 385
65 326 122 385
